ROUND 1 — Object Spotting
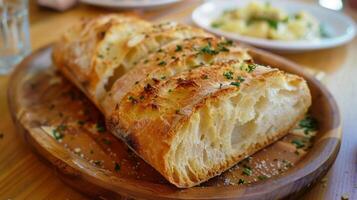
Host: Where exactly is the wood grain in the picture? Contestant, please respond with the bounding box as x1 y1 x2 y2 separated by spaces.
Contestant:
7 45 341 200
0 0 356 199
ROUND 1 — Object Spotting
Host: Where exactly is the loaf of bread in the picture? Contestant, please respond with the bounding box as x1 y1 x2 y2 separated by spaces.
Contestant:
53 15 311 188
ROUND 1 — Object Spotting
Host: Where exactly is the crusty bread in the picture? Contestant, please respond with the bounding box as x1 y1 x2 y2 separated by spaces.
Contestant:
53 15 211 110
53 14 311 188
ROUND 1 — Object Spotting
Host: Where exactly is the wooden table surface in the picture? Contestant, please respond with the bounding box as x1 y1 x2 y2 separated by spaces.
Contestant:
0 0 356 199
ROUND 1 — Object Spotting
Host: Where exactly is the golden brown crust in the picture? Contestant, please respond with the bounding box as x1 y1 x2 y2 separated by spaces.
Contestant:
53 14 312 188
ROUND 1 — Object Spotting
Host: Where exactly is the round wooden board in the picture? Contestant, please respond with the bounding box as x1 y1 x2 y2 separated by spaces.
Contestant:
8 45 341 200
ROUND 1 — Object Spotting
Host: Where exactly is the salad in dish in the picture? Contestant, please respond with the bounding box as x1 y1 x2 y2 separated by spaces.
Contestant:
211 1 329 41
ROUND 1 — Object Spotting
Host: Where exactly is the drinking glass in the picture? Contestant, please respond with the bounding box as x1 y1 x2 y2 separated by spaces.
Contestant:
0 0 30 74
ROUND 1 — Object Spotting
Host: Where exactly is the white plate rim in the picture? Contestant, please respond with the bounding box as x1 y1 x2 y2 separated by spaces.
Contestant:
192 0 356 51
80 0 181 9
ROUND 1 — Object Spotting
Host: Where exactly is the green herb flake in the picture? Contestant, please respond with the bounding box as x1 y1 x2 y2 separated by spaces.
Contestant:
291 139 305 148
237 76 245 82
242 166 252 176
258 175 268 180
115 162 121 172
299 115 318 134
128 96 138 104
96 123 106 133
161 76 166 80
230 82 241 87
223 71 234 79
200 43 219 55
267 19 278 30
283 160 293 168
158 61 167 66
247 64 257 73
102 138 111 145
175 45 183 52
52 129 63 141
238 178 245 184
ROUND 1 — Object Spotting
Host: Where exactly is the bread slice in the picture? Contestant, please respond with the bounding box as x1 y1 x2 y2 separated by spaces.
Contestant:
53 14 312 188
107 61 311 188
53 15 211 110
102 37 251 115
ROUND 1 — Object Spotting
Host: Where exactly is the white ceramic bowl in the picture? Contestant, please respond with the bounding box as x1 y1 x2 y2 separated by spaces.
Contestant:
192 0 356 52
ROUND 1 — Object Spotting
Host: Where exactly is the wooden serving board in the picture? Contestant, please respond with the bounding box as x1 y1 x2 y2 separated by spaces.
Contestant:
8 45 341 200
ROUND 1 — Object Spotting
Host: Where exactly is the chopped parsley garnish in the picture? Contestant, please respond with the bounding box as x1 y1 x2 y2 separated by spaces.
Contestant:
230 82 241 87
217 40 232 52
282 160 293 168
161 76 166 80
231 76 245 87
52 124 67 141
292 139 305 149
199 43 219 55
242 166 252 176
299 115 318 134
223 71 234 79
218 39 234 46
247 64 257 72
238 178 245 184
168 89 172 93
52 129 63 141
97 54 104 59
128 96 138 104
157 48 163 53
96 122 106 133
237 76 245 82
114 162 121 172
247 17 279 30
258 175 268 180
158 61 167 66
175 45 183 52
102 138 111 145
